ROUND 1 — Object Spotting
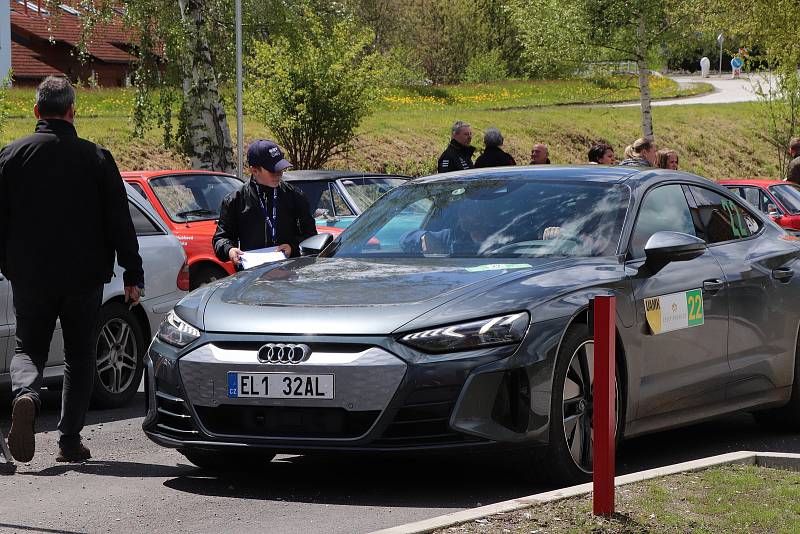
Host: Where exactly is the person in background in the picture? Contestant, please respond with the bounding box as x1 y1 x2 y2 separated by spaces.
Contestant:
657 148 679 170
213 140 317 268
622 145 636 160
474 128 516 168
588 143 616 165
437 121 475 173
786 137 800 185
0 76 144 463
530 143 550 164
619 137 657 167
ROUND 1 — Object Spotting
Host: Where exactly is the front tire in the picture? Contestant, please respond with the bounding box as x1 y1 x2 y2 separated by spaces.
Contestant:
536 323 619 486
91 302 145 409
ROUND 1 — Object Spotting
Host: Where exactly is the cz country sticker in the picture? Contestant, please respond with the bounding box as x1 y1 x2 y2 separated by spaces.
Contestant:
644 289 704 335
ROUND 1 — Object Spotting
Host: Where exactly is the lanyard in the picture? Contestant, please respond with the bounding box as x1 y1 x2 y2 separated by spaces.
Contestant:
257 186 278 245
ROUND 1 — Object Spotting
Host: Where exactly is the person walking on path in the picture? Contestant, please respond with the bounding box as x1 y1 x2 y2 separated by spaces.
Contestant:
619 137 657 167
0 76 144 463
786 138 800 185
437 121 475 173
474 128 516 168
213 140 317 268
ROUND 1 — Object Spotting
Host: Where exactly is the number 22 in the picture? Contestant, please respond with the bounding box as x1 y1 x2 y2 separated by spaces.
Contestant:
688 294 704 320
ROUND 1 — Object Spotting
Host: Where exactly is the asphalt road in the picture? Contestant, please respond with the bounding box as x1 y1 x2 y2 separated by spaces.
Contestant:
1 389 800 534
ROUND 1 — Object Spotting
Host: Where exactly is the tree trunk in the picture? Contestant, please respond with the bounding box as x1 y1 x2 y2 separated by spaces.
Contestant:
636 12 654 139
178 0 235 172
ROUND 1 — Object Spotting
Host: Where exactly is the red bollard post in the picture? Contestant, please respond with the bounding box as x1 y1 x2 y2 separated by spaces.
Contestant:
593 294 616 516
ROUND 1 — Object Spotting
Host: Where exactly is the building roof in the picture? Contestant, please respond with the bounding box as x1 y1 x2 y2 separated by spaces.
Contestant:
9 0 138 81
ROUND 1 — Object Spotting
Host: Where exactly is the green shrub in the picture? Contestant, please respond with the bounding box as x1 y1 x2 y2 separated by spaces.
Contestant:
463 49 509 84
245 11 384 169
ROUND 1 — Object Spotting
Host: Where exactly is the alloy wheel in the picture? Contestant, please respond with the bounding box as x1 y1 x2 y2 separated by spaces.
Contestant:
561 340 618 473
95 317 139 394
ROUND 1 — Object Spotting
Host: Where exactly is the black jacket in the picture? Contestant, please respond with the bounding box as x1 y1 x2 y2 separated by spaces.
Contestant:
213 178 317 261
437 140 475 173
474 146 517 168
0 119 143 290
788 156 800 185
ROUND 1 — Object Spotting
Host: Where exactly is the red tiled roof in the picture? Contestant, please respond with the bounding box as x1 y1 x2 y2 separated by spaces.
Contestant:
10 40 63 77
10 1 136 64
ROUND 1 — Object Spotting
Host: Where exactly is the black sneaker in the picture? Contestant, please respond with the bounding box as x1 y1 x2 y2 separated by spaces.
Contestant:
7 394 36 462
56 441 91 463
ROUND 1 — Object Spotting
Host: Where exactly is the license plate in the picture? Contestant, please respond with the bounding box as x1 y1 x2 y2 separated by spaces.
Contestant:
227 372 334 399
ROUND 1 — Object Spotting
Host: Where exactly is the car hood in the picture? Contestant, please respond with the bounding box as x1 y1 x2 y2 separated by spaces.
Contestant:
198 257 564 334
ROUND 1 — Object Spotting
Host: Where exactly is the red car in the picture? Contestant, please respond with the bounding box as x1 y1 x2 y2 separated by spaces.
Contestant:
122 170 342 289
721 179 800 231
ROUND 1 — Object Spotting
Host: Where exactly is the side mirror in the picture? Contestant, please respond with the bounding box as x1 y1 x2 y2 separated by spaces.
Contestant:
643 231 707 273
767 204 782 219
299 233 333 256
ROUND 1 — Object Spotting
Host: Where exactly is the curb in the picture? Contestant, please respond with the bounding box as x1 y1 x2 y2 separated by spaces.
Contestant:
370 451 800 534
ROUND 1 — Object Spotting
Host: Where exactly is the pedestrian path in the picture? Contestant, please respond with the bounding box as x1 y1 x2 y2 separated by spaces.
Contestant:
612 74 769 107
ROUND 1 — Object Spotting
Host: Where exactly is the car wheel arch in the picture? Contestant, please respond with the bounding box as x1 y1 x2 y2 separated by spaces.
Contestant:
104 294 152 343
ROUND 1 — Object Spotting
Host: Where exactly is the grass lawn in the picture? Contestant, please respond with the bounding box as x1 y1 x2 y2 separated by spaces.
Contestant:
0 77 777 182
438 465 800 533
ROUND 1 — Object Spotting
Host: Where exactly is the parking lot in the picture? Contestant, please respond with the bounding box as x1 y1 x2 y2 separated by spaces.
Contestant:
2 385 799 534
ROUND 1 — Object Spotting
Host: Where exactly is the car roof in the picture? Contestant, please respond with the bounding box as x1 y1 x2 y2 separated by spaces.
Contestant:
281 170 410 182
719 179 788 187
122 169 239 180
408 165 718 187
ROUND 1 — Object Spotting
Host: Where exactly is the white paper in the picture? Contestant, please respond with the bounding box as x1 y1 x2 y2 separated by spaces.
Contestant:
240 247 286 269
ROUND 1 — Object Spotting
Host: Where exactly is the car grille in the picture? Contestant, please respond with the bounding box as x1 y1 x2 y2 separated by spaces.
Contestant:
373 385 487 447
194 405 380 439
154 389 199 439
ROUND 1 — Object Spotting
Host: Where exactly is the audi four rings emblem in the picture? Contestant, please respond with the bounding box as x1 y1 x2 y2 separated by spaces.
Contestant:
257 343 312 364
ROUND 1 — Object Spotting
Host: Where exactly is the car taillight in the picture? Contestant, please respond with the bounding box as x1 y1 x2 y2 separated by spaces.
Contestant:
177 261 190 291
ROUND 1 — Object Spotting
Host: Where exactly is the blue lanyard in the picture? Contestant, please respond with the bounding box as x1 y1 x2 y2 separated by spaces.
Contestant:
257 186 278 245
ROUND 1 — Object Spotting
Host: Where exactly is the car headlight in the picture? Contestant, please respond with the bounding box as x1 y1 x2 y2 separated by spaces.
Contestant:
157 310 201 347
399 312 529 353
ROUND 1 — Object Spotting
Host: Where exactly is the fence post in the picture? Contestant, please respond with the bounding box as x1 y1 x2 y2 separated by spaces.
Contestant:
593 294 616 516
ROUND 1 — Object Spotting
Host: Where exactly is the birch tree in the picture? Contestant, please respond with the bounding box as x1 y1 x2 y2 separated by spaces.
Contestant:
509 0 710 139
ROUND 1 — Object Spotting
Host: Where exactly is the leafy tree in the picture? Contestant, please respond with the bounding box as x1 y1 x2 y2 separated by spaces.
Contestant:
509 0 710 138
245 11 384 169
706 0 800 177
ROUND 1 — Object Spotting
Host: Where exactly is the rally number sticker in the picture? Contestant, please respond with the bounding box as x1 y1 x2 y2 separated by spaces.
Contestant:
644 289 704 335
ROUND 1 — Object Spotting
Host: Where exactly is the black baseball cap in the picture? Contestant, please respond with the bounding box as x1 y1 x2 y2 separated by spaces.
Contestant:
247 140 293 172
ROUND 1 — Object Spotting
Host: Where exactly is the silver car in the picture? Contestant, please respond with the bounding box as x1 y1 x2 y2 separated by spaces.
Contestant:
0 183 187 408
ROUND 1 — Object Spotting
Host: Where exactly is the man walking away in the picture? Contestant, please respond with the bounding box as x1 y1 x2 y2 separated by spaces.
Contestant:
787 138 800 185
437 121 475 173
474 128 516 168
0 76 144 463
619 137 657 167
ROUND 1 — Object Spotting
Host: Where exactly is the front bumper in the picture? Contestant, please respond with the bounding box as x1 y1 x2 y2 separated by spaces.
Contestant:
143 324 562 453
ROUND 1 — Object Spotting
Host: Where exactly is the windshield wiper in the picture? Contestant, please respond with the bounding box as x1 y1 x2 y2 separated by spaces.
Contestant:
176 208 217 219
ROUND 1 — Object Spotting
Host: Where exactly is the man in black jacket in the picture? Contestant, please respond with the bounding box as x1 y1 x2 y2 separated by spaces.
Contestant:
0 76 144 463
437 121 475 173
474 128 516 168
213 140 317 267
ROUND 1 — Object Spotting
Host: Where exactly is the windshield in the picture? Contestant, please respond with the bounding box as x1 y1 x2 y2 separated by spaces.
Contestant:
769 184 800 215
322 178 630 259
339 177 407 212
150 173 243 222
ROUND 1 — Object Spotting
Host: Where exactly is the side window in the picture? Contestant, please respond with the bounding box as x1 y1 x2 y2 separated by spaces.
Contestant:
128 201 163 236
688 186 761 244
331 186 354 216
629 184 695 259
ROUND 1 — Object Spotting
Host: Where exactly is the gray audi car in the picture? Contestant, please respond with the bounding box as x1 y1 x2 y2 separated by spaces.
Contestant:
144 166 800 484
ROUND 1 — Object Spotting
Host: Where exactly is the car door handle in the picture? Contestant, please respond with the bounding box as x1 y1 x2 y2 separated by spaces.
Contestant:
772 267 794 282
702 279 724 292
